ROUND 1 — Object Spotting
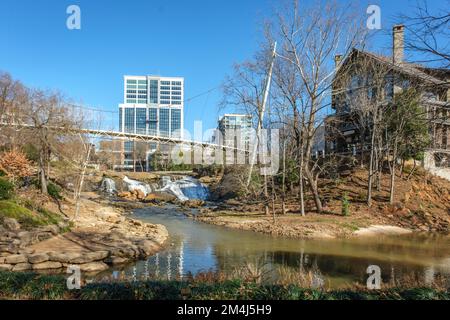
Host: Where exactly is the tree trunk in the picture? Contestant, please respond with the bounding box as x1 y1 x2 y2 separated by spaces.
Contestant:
367 128 376 207
389 141 398 204
407 160 417 180
281 141 287 214
39 149 48 194
304 166 323 213
74 145 91 222
389 163 396 204
299 161 305 216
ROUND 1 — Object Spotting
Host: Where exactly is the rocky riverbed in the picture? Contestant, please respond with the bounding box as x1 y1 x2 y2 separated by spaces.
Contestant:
0 193 168 274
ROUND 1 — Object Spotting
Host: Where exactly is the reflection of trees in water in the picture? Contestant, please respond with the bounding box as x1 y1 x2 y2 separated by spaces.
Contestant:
212 246 447 287
92 236 450 287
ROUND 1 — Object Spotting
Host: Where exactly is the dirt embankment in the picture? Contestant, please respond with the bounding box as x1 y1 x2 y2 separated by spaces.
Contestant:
194 168 450 239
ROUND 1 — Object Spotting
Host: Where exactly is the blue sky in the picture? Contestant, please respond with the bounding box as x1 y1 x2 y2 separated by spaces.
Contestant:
1 0 447 134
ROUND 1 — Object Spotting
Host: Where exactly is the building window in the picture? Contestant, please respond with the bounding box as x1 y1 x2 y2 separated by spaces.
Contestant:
126 79 137 84
148 108 157 135
160 100 170 105
161 81 170 85
171 109 181 137
124 108 135 133
124 142 134 152
172 101 181 105
159 109 170 137
149 80 158 104
136 108 146 134
160 86 170 90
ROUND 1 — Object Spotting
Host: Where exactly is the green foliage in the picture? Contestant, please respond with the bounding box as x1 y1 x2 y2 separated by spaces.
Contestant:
341 193 350 216
47 181 63 200
0 200 62 229
387 89 431 162
166 162 193 171
0 272 448 300
0 177 14 200
31 179 63 200
194 164 224 177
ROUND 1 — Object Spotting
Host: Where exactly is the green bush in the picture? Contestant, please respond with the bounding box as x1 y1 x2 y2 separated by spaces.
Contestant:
0 177 14 200
47 182 63 200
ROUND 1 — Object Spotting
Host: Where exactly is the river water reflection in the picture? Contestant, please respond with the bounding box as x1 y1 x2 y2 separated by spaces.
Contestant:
118 205 450 288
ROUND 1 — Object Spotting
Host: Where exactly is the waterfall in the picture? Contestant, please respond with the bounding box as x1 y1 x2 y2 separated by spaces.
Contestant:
100 177 116 194
159 176 209 202
123 176 152 196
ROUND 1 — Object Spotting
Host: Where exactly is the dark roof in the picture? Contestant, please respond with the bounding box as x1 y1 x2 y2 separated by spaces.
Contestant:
344 49 450 87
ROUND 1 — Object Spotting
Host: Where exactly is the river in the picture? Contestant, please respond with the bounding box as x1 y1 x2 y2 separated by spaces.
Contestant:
113 204 450 289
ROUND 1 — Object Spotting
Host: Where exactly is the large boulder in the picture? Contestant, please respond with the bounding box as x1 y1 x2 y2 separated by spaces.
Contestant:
3 218 21 231
12 263 32 271
38 225 60 235
4 254 28 264
0 264 12 271
137 240 158 256
78 262 109 272
69 251 109 264
32 261 63 270
143 192 177 203
28 253 49 264
47 252 81 263
135 189 146 200
183 199 205 208
105 256 129 265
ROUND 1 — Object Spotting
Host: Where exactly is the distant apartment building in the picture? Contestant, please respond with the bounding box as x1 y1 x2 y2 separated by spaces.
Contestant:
118 75 184 170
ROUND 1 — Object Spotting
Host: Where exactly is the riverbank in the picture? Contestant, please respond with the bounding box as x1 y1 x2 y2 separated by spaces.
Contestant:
0 271 448 300
192 166 450 239
193 209 413 239
0 189 168 273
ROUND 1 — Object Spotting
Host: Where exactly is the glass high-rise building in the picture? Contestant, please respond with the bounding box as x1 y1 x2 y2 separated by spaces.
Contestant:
119 75 184 169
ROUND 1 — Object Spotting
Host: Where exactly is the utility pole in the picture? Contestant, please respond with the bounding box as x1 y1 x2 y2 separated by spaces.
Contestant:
246 42 277 188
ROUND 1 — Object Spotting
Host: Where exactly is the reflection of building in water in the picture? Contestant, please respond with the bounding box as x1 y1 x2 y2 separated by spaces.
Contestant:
155 253 159 278
167 252 172 280
178 241 184 278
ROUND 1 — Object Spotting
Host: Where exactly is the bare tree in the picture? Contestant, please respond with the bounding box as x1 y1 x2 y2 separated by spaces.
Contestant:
268 0 367 212
23 90 82 194
399 0 450 68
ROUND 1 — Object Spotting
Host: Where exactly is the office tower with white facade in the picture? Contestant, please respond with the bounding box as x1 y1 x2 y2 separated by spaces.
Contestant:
214 114 253 164
118 75 184 169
